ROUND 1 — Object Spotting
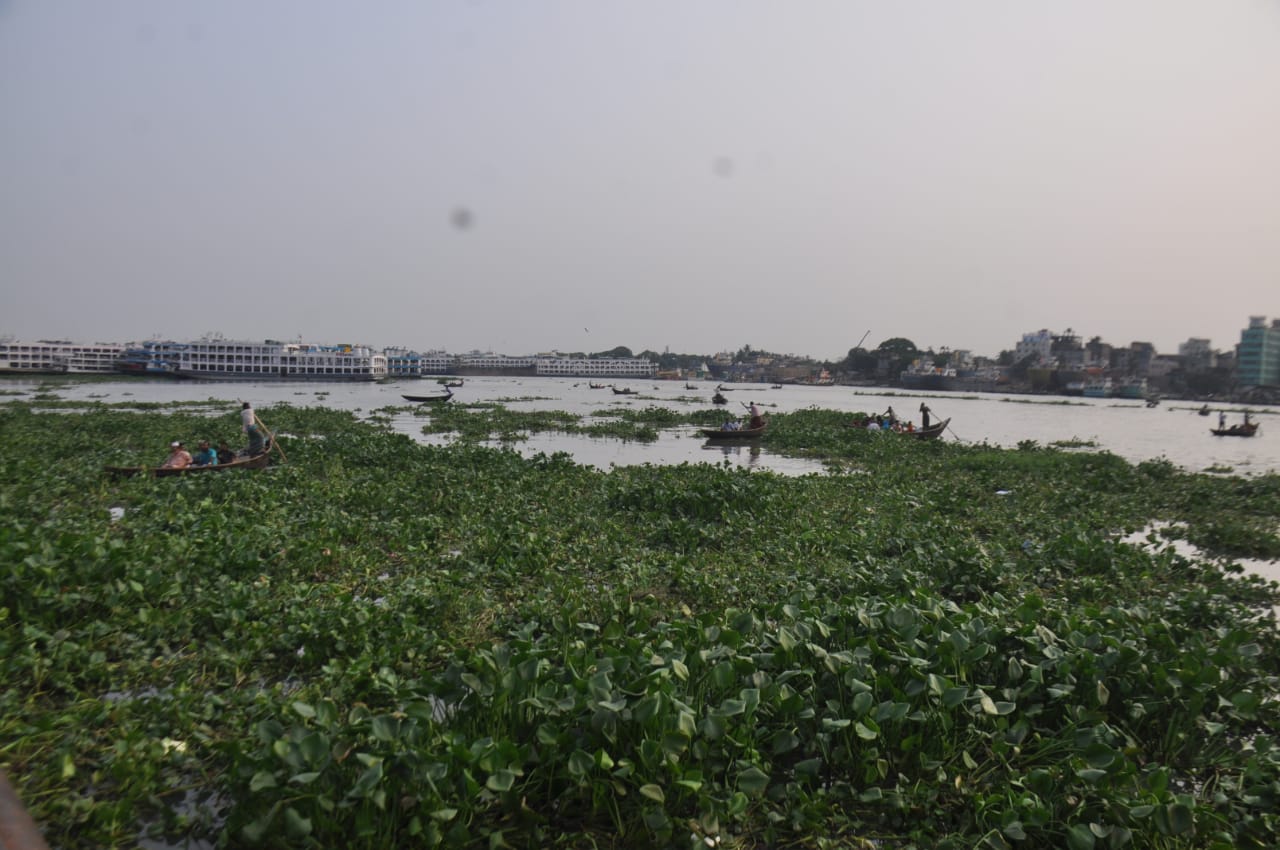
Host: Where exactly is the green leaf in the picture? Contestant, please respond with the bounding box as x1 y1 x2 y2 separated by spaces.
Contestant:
486 769 517 792
737 766 769 796
292 701 316 719
639 783 665 802
1166 803 1193 835
568 750 593 778
289 771 321 785
371 714 401 742
794 758 822 777
284 806 313 839
855 721 878 741
249 770 277 792
1066 823 1096 850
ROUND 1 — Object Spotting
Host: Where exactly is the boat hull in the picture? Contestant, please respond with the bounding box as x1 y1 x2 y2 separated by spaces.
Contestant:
701 424 767 439
105 452 271 478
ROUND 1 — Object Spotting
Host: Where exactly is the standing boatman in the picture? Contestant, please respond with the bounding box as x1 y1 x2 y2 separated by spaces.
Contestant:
920 403 932 430
241 401 265 455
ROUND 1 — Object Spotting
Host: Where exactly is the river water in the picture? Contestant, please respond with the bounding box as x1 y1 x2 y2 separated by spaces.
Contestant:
10 375 1279 477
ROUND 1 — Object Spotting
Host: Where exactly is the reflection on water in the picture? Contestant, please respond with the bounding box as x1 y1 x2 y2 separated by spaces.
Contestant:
1122 522 1280 614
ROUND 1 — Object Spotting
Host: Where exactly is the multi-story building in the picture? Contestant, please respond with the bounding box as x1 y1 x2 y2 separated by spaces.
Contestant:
1177 338 1216 373
1237 316 1280 388
1084 337 1112 369
1014 329 1054 365
535 357 656 378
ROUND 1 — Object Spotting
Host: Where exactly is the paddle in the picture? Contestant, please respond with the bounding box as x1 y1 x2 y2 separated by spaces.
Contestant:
253 413 288 463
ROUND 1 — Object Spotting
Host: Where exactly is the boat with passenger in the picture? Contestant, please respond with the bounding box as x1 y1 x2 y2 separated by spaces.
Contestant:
105 451 271 478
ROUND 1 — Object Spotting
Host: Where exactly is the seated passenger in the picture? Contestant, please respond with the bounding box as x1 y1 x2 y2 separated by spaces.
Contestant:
216 441 236 465
162 441 192 468
191 440 218 466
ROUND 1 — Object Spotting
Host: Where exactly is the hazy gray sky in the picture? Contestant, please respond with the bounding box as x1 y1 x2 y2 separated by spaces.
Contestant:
3 1 1279 360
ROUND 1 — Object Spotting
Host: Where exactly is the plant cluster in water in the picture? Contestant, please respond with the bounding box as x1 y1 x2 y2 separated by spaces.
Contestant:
1 397 1278 849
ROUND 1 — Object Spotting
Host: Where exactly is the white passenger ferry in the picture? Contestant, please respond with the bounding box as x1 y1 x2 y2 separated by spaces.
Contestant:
0 339 125 374
172 339 388 381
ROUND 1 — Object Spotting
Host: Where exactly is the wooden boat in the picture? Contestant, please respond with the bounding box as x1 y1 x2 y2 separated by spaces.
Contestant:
711 393 728 405
913 418 950 440
701 421 767 439
684 383 698 390
589 383 607 389
770 384 783 389
1211 422 1258 437
442 380 464 388
106 451 271 478
611 386 638 395
403 391 453 403
1198 405 1212 416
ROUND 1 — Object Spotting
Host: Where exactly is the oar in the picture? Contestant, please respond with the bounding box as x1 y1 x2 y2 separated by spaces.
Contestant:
253 413 288 463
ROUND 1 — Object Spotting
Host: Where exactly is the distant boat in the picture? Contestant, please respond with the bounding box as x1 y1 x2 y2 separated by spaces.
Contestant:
1211 422 1258 437
1115 377 1148 400
685 383 698 390
712 393 728 405
611 386 638 395
701 420 767 440
403 391 453 403
913 418 950 440
589 383 608 389
1083 378 1113 398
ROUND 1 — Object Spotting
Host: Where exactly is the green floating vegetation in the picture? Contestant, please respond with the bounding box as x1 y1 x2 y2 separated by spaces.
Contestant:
1 400 1279 849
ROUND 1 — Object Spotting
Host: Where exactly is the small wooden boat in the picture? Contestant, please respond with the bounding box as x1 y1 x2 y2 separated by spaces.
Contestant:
684 383 698 390
403 391 453 403
443 380 464 388
716 385 733 392
1211 422 1258 437
106 451 271 478
913 418 950 440
711 393 728 405
589 383 608 389
701 421 767 439
770 384 783 389
611 386 638 395
1198 405 1212 416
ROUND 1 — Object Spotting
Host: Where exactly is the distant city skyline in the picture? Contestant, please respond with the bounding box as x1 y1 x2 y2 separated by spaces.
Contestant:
0 317 1264 364
3 3 1278 360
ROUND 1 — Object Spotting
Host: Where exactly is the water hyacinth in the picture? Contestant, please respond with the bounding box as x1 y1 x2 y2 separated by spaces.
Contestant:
0 398 1278 849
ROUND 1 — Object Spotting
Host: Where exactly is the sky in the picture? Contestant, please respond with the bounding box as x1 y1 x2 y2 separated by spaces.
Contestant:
3 1 1279 362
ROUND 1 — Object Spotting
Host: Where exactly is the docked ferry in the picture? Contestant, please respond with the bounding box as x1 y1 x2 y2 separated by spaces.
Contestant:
0 339 124 374
114 340 187 376
172 339 387 381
